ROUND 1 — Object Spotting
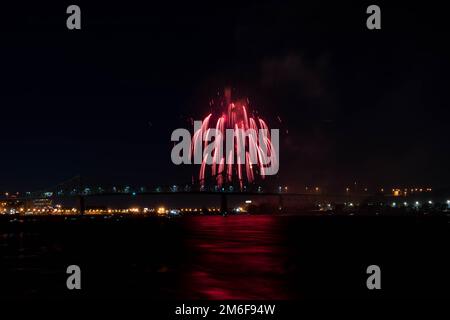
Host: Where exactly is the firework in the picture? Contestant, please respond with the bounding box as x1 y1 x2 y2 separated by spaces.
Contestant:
192 89 278 190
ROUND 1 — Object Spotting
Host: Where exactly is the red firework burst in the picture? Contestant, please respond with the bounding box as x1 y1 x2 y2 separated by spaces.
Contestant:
191 89 278 190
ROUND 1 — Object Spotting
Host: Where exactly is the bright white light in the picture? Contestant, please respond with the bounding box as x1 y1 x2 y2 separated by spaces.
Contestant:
428 200 433 205
392 202 396 207
415 201 420 206
403 202 408 206
245 200 252 204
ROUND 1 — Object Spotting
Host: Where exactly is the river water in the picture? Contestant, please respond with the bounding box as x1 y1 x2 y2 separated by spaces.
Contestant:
1 214 449 299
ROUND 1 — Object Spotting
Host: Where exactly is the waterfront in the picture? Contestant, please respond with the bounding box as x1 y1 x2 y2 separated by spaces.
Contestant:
1 214 449 299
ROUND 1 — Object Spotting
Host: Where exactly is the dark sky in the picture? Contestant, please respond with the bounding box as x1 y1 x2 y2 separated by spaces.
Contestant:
0 1 449 192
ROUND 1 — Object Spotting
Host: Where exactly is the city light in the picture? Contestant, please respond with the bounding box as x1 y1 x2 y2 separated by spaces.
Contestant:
0 182 445 218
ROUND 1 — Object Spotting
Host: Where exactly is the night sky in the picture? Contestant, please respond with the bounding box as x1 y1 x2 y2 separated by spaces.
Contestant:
0 1 449 192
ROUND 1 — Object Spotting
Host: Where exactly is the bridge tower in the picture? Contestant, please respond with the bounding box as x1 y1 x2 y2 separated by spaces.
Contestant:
220 193 228 215
278 194 284 212
78 196 85 215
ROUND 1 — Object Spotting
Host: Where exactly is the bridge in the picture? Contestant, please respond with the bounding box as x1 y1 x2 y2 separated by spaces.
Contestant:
1 176 375 215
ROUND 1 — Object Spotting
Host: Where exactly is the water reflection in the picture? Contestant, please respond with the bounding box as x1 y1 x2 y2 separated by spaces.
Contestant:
3 215 445 299
181 216 293 299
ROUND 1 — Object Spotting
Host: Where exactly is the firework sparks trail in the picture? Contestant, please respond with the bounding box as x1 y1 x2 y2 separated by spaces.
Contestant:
192 90 278 190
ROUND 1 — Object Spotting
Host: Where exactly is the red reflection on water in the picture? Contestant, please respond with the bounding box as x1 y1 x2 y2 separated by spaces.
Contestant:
181 215 293 299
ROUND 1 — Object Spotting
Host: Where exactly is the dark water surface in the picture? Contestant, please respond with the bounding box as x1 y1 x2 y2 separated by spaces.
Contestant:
1 215 449 299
